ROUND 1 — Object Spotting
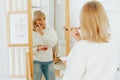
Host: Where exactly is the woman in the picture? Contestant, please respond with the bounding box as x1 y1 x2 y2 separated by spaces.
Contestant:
32 10 58 80
63 1 120 80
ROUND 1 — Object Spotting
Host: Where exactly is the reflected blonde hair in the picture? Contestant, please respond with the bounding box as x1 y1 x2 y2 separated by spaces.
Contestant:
33 10 46 31
80 1 110 43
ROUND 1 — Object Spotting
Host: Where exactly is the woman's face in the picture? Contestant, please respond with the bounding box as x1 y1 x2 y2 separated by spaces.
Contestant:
35 15 46 30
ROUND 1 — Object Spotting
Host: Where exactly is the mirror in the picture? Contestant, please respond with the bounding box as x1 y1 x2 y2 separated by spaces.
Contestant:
31 0 67 80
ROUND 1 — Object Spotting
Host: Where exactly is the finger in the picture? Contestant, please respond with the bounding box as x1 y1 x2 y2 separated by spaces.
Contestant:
36 27 39 31
38 24 40 26
70 27 73 31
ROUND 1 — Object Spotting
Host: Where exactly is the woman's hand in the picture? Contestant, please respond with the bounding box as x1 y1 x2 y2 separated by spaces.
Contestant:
36 45 48 51
69 27 81 41
35 24 44 35
60 56 68 64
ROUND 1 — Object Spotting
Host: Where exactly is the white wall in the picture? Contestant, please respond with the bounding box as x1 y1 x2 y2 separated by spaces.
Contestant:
0 0 10 80
55 0 65 40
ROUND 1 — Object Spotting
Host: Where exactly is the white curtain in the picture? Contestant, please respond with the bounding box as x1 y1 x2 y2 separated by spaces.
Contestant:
0 0 10 80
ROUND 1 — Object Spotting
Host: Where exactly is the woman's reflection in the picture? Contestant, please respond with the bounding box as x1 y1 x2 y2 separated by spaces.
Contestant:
32 10 58 80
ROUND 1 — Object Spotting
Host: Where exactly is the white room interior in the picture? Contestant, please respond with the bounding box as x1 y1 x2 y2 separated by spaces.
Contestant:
0 0 120 80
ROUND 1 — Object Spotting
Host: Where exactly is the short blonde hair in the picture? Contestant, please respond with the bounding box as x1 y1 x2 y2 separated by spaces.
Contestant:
33 10 46 31
80 1 110 42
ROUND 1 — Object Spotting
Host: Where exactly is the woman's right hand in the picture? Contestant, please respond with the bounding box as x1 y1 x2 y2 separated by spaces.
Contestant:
35 24 44 35
69 27 81 41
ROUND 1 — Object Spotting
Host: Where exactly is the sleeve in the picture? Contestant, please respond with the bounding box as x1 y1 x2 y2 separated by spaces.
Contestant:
63 43 87 80
32 32 38 54
101 51 120 80
42 27 58 47
32 46 37 54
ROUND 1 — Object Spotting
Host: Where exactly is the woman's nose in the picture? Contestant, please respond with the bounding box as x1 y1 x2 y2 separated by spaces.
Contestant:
41 20 44 23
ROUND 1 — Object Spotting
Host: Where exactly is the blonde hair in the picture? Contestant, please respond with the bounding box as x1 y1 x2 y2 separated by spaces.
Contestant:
80 1 110 43
33 10 46 31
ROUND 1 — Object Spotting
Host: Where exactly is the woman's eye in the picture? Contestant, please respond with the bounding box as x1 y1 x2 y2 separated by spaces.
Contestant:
43 18 45 20
38 19 41 21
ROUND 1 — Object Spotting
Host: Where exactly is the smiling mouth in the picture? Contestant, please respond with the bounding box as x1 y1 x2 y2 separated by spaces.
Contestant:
40 23 44 25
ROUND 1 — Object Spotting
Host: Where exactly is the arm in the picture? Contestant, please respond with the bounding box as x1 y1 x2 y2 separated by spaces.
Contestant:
32 36 38 54
32 32 48 54
100 53 120 80
33 44 48 53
